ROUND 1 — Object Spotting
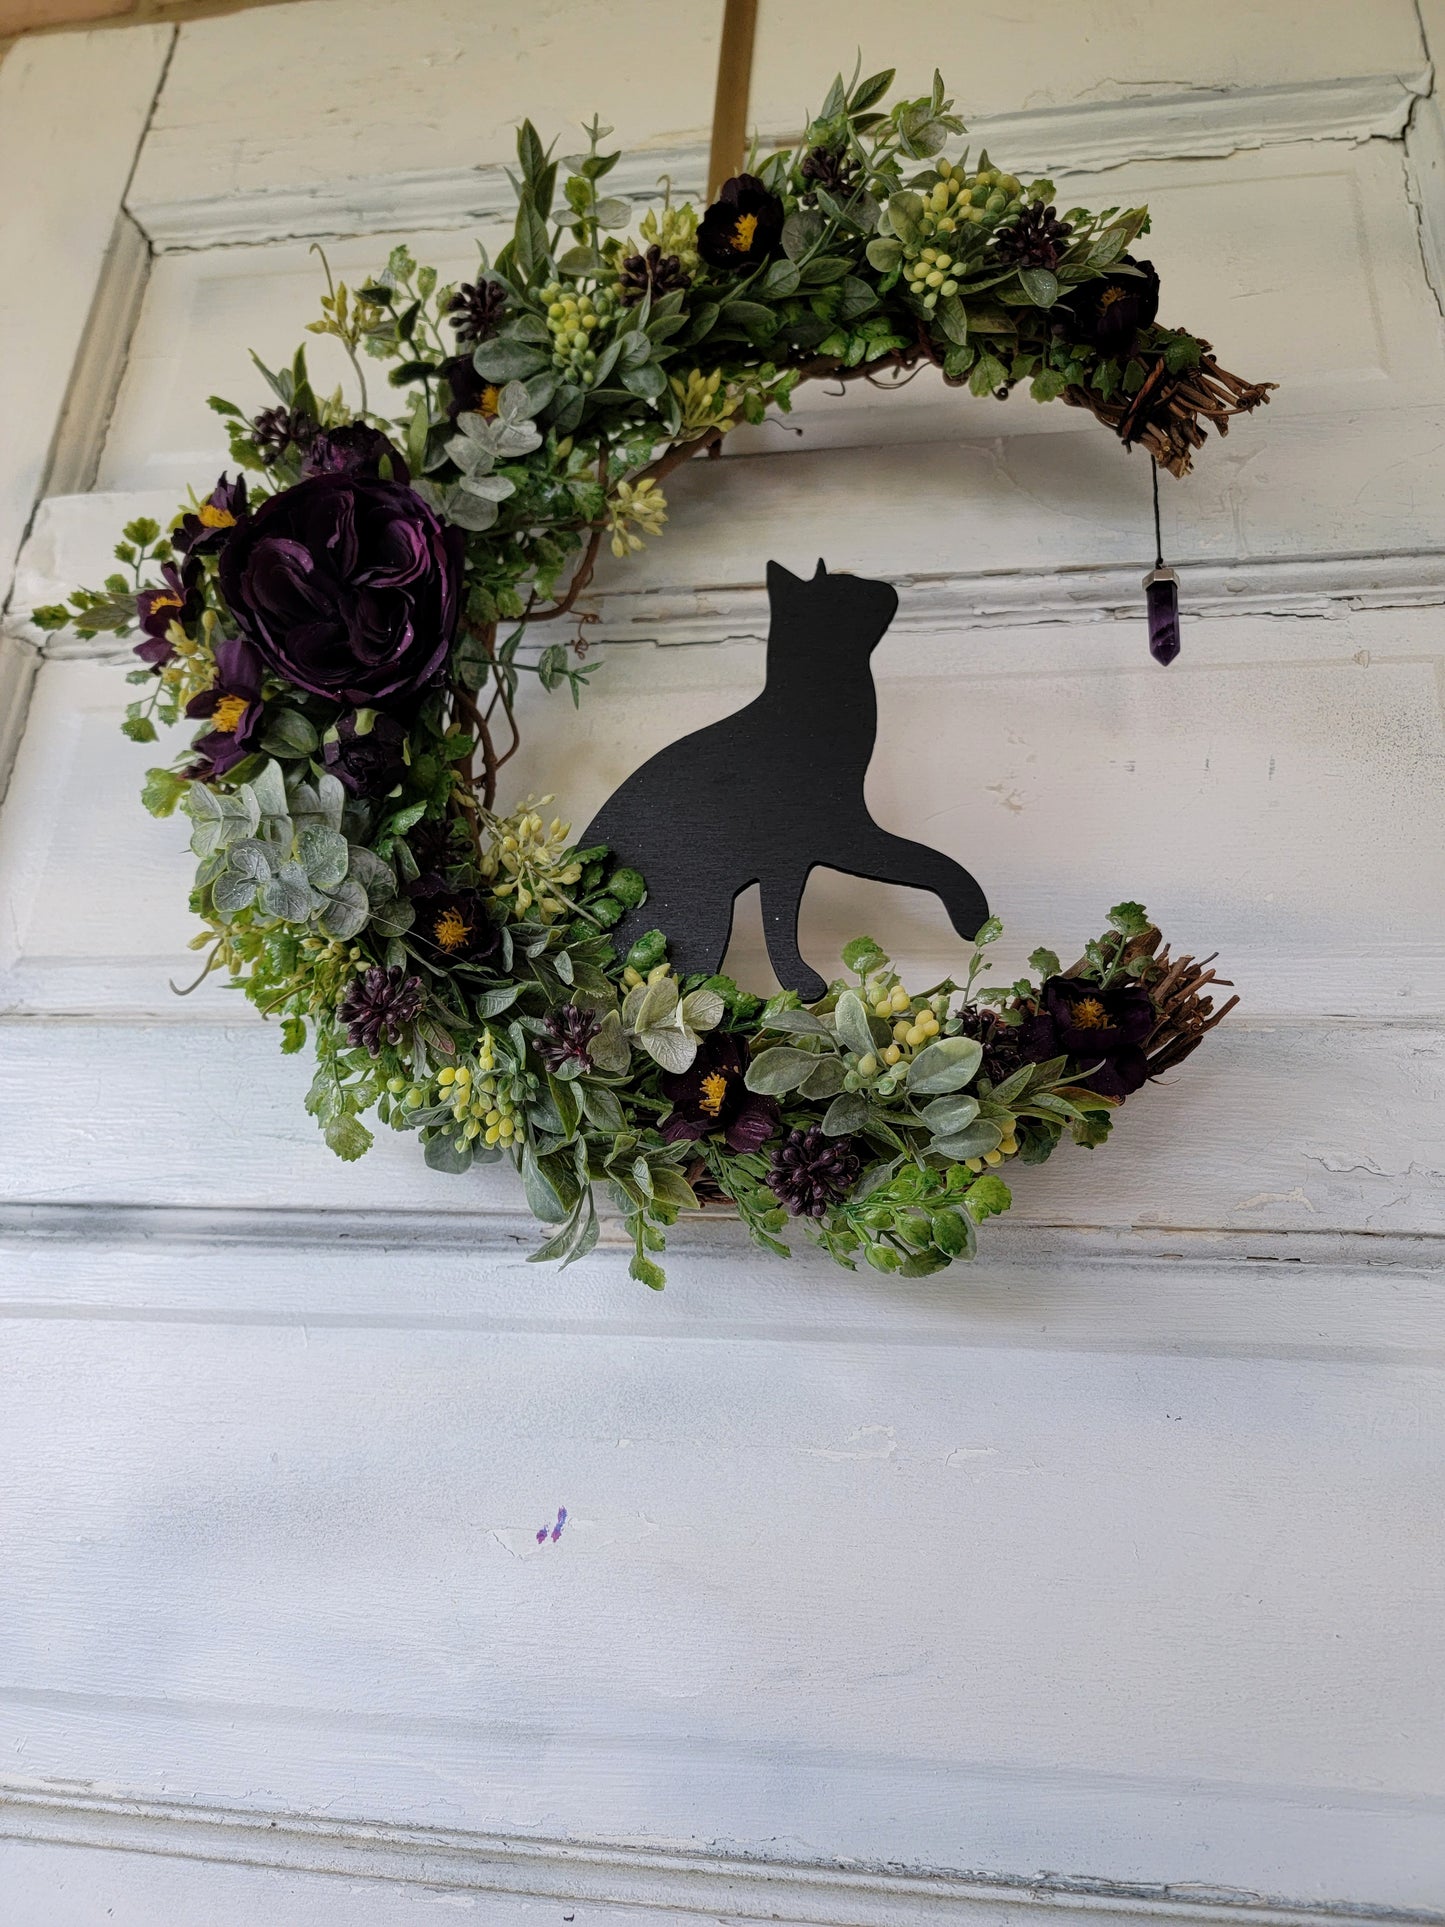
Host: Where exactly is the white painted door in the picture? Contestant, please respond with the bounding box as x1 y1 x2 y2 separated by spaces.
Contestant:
3 5 1444 1921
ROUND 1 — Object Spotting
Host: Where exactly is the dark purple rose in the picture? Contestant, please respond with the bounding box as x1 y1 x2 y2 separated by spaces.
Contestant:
1064 256 1161 355
218 473 463 706
697 174 784 270
1036 974 1155 1100
185 636 265 777
300 423 409 483
660 1031 778 1154
133 559 201 669
321 710 408 797
174 474 248 558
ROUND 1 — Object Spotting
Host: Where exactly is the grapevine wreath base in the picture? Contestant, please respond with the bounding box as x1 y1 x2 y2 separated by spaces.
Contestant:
40 68 1252 1285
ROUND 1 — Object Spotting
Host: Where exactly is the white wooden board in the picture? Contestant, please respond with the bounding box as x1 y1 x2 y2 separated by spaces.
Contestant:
4 0 1445 1917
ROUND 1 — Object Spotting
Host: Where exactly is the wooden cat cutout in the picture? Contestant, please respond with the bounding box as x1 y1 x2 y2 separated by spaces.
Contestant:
581 559 990 1002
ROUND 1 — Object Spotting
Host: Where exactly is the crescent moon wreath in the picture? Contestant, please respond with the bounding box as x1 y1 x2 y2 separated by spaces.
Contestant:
39 68 1256 1286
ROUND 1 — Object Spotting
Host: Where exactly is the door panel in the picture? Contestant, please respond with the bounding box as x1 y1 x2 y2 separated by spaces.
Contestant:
2 3 1443 1919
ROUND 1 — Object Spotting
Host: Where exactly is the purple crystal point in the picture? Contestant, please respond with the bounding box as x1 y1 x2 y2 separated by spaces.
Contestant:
1144 566 1181 665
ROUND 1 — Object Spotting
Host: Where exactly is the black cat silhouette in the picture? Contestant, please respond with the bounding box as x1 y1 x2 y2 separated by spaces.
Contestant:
581 559 989 1002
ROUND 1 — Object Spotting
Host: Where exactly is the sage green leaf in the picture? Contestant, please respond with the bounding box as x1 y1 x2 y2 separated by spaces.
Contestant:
367 893 415 939
886 190 923 246
315 874 368 940
650 1165 699 1209
1019 266 1059 307
679 986 724 1033
473 339 550 382
593 195 631 229
212 867 260 915
906 1035 984 1094
259 709 318 758
578 1081 625 1134
799 1054 847 1100
589 1008 630 1073
634 973 679 1033
522 1146 570 1223
261 862 315 925
764 1007 832 1036
638 1024 696 1074
931 1119 1002 1160
822 1090 870 1136
246 758 288 823
745 1046 818 1095
834 988 879 1059
298 826 348 890
917 1092 979 1134
864 237 903 272
315 772 345 832
424 1133 473 1175
935 294 969 346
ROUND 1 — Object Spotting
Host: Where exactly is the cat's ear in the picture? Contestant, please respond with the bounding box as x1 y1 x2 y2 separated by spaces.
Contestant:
813 559 827 578
766 559 804 597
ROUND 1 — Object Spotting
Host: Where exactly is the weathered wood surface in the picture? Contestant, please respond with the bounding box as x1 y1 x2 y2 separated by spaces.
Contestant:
3 1 1445 1918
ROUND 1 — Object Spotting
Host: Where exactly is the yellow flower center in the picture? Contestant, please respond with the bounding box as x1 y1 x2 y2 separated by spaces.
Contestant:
1071 997 1109 1029
433 906 472 952
211 692 248 734
1098 286 1125 309
699 1070 729 1118
730 212 759 254
479 384 501 419
151 592 182 614
197 502 237 530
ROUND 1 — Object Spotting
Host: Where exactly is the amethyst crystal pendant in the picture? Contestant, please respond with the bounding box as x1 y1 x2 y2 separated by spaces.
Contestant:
1143 565 1181 666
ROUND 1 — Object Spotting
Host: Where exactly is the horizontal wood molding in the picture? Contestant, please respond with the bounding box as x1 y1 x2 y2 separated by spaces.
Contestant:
2 1786 1442 1927
127 72 1427 251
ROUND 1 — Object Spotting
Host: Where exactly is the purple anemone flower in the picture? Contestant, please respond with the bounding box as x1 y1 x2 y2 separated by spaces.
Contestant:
174 474 248 558
185 636 266 777
133 560 201 670
1032 974 1156 1100
660 1031 778 1154
217 472 463 706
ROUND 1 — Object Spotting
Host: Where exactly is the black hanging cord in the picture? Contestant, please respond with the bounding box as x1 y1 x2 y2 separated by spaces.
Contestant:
1150 458 1164 570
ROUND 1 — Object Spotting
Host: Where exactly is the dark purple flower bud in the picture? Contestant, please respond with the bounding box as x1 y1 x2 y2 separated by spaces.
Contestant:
766 1126 862 1218
697 174 785 271
299 423 410 484
321 711 409 797
184 635 266 777
537 1003 601 1076
446 277 507 345
173 474 248 558
1144 566 1181 666
339 965 425 1054
660 1031 778 1154
217 473 463 706
439 355 501 426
